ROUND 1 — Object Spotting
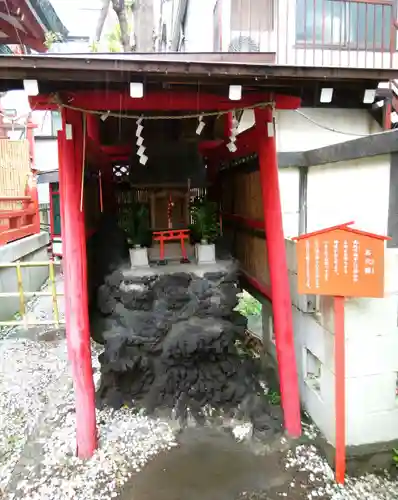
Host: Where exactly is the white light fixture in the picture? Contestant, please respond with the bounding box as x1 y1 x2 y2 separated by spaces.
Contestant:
23 79 39 96
363 89 376 104
226 142 237 152
130 82 144 98
100 110 110 122
320 88 333 103
391 111 398 124
378 81 390 89
229 85 242 101
137 145 146 156
136 136 144 146
135 124 144 137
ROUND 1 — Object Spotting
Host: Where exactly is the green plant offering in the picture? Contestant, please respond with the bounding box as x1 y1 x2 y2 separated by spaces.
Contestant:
268 390 281 406
123 202 151 248
189 196 219 244
235 291 262 317
393 448 398 466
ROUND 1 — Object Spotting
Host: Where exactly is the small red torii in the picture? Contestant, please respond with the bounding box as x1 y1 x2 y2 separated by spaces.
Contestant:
153 229 190 264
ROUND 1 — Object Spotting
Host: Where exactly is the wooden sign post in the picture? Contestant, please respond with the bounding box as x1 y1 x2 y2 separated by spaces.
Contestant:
293 222 390 484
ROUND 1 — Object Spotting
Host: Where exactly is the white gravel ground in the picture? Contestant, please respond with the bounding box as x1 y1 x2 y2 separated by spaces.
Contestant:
0 276 397 500
285 443 398 499
0 334 177 500
9 405 177 500
0 337 68 493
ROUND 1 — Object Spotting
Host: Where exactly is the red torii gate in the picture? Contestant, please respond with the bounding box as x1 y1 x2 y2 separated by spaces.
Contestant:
30 89 302 457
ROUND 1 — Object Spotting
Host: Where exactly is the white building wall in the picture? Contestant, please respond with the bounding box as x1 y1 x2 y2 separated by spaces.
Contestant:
239 108 382 152
279 168 300 239
238 108 383 238
274 0 396 69
35 140 59 204
183 0 217 51
207 0 397 69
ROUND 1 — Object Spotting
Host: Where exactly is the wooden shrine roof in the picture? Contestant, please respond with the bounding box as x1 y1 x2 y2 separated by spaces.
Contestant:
0 53 395 108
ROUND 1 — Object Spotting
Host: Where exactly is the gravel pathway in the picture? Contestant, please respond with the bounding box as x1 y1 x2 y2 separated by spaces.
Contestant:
0 275 177 500
0 336 68 494
0 276 397 500
282 442 398 499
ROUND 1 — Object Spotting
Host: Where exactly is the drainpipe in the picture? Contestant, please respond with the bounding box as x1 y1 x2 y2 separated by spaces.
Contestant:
170 0 188 51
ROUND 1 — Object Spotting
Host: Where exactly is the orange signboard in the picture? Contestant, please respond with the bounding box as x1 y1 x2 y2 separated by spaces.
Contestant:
293 222 390 298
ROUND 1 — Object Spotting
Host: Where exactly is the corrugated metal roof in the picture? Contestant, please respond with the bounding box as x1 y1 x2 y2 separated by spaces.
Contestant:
0 45 12 55
37 169 59 184
29 0 68 38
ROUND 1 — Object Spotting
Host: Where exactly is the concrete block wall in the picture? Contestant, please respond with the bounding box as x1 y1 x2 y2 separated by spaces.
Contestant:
262 239 398 448
343 248 398 446
262 239 337 445
0 232 50 322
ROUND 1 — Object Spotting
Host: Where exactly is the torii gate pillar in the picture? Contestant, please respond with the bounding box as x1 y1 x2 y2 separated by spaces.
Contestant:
58 108 97 458
254 106 302 437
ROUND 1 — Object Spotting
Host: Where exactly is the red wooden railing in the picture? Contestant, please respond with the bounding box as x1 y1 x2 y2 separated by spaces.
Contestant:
214 0 397 69
0 178 40 245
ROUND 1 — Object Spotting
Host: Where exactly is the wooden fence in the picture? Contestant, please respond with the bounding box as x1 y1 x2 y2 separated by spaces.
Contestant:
0 140 40 245
220 158 271 299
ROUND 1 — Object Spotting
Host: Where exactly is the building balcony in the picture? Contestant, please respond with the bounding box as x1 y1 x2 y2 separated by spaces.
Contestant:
213 0 397 69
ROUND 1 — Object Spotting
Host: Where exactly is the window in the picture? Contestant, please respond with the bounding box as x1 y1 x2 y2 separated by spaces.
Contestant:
296 0 393 50
304 348 322 395
34 111 62 138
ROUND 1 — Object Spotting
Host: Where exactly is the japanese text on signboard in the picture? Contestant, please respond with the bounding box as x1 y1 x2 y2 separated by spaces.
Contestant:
296 228 384 298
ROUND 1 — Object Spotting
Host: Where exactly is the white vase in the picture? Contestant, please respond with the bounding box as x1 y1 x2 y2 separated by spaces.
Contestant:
196 242 216 264
129 246 149 268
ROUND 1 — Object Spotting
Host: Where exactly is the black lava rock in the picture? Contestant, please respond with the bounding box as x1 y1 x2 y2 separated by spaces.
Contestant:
94 264 279 435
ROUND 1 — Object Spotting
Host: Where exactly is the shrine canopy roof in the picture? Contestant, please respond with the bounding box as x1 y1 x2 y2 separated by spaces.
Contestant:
0 53 395 110
0 0 67 53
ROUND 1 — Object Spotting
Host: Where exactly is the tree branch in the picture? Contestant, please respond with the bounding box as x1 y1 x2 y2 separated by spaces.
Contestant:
111 0 131 51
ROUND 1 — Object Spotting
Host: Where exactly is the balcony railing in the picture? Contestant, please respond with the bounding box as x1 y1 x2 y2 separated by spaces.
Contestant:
213 0 397 69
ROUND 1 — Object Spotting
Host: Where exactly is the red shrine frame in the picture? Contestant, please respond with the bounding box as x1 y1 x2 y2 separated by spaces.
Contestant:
33 89 303 457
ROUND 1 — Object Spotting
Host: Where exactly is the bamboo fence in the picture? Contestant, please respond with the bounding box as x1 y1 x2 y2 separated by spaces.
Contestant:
0 140 30 211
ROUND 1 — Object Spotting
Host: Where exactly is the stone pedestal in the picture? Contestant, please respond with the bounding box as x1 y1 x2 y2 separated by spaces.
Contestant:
196 243 216 264
129 247 149 268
